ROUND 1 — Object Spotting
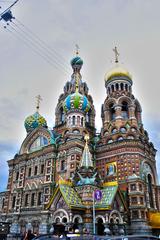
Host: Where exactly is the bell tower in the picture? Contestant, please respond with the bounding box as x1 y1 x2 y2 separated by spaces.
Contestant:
101 47 142 138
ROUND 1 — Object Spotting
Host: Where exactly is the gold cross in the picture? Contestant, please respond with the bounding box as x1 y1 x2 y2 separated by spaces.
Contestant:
75 44 79 55
36 95 42 111
113 46 119 63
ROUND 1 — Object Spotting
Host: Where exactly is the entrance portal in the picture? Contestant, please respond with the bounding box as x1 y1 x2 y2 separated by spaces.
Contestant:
53 223 65 235
97 218 105 235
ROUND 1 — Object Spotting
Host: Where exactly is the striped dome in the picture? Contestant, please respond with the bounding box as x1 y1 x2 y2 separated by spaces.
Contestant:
63 92 90 113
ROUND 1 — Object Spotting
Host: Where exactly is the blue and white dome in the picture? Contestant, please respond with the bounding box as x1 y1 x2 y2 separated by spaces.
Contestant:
63 91 90 113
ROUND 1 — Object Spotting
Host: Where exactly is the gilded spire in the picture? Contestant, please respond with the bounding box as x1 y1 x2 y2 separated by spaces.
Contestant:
80 134 93 168
113 46 119 63
36 95 42 112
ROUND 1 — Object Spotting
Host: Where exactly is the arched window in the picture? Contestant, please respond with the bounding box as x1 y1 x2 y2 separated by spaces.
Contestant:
116 83 119 91
121 101 129 119
120 83 124 91
77 116 80 125
148 174 154 208
125 84 128 91
16 171 19 180
61 160 66 171
38 192 42 205
28 168 31 177
60 107 64 123
31 193 35 206
34 166 38 175
109 103 115 121
81 117 83 127
25 194 29 206
29 136 48 152
86 109 92 124
69 117 71 126
72 116 75 126
12 196 16 209
111 85 114 92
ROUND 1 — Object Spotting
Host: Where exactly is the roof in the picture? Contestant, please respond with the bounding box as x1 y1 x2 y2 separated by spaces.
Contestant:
46 180 85 209
47 180 119 211
95 185 118 209
59 183 84 208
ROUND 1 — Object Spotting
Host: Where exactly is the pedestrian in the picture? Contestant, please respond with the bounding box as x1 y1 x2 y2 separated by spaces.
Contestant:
23 229 35 240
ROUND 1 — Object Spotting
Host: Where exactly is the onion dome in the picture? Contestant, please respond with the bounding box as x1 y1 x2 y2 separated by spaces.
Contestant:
105 64 132 82
71 56 83 66
24 111 47 133
105 47 132 82
63 91 90 113
71 56 83 72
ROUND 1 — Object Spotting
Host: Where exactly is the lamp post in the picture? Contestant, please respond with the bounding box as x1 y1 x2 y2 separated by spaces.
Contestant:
93 189 102 235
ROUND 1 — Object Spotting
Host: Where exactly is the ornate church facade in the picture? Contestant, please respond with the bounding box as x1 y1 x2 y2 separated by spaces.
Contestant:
0 49 160 236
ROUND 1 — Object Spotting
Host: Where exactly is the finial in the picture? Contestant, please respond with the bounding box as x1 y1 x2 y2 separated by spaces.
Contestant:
36 95 42 112
113 46 119 63
75 44 79 56
84 134 89 145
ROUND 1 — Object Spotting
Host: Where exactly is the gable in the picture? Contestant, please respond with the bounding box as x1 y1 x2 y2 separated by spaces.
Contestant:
19 127 53 154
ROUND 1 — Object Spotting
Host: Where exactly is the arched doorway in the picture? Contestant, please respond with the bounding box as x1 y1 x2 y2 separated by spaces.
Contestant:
97 218 105 235
73 217 79 231
53 218 65 236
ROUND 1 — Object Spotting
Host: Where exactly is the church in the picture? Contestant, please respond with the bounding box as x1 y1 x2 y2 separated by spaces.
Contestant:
0 48 160 237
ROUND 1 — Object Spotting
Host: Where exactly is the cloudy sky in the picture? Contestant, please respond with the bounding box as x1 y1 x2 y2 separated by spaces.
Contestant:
0 0 160 192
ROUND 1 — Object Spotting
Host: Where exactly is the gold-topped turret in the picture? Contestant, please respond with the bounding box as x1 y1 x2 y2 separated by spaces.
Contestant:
104 47 132 82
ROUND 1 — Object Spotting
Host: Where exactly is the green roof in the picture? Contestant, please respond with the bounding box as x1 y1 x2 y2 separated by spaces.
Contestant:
60 184 84 208
95 186 118 209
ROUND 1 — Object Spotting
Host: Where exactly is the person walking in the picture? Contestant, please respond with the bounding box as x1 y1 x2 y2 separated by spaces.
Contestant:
23 229 35 240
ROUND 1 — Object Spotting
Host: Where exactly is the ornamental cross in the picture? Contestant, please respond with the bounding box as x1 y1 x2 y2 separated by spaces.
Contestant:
75 44 79 55
36 95 42 111
113 46 119 63
84 134 89 144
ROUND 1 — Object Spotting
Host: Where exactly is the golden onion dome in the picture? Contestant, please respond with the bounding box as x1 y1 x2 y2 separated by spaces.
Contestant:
104 64 132 82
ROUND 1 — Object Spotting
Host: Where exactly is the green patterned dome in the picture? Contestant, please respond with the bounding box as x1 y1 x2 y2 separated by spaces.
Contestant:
63 92 90 113
24 111 47 133
70 56 83 66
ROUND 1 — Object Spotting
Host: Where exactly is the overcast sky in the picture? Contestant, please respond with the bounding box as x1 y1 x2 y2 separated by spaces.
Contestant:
0 0 160 192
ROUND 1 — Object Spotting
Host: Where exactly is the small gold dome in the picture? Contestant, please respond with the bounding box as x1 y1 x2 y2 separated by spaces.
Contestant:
104 64 132 82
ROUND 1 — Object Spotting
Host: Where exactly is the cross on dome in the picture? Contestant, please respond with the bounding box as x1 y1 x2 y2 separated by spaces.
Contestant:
75 44 80 56
113 46 120 63
36 95 42 112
